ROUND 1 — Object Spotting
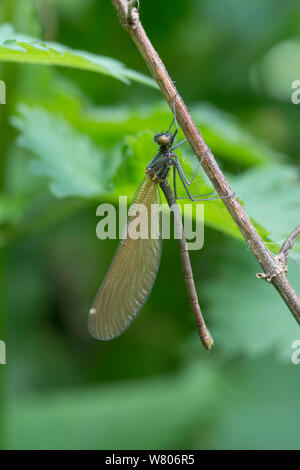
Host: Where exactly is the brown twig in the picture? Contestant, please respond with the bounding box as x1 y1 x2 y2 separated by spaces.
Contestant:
278 225 300 265
110 0 300 324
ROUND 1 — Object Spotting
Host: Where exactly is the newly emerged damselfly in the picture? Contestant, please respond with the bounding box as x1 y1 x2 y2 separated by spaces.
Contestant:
89 98 233 349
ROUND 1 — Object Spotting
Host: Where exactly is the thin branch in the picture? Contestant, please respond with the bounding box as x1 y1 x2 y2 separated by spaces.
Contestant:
279 225 300 265
110 0 300 324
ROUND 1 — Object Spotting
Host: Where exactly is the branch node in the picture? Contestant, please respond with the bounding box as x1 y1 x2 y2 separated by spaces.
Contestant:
256 256 288 283
127 0 140 29
258 225 300 281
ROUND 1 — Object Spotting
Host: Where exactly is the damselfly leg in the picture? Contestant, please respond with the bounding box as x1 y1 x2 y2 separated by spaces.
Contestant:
173 152 234 202
167 96 234 202
165 95 179 141
170 139 188 151
174 148 210 187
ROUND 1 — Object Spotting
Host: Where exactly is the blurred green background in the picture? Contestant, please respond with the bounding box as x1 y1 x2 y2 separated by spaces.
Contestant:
0 0 300 450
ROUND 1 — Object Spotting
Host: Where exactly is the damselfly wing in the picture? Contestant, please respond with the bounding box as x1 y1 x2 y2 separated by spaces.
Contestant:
89 176 162 340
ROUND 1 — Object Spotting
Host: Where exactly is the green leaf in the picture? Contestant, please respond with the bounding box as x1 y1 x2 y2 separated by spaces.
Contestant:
67 102 284 168
200 237 300 360
211 357 300 450
0 23 157 88
5 362 220 450
0 195 26 226
231 164 300 261
11 104 122 198
191 103 285 166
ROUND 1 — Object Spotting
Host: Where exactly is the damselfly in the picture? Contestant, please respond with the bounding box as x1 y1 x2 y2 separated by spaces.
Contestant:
89 98 232 350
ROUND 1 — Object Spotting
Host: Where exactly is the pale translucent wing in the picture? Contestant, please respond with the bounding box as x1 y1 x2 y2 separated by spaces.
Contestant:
89 176 162 340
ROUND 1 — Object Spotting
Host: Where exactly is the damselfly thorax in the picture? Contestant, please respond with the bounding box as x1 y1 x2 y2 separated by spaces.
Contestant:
145 134 176 183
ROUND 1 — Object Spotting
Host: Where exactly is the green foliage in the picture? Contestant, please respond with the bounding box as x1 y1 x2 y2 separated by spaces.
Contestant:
1 0 300 452
10 101 299 261
56 101 285 168
201 238 299 360
209 357 300 450
232 165 300 261
191 103 284 166
256 39 300 102
5 362 220 449
11 104 121 198
0 194 26 226
0 23 157 87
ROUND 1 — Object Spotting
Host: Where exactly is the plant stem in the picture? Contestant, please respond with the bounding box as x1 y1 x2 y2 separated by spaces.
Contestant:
279 225 300 265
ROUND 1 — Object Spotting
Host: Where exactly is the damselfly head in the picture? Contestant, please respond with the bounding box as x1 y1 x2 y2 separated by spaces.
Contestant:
154 132 173 148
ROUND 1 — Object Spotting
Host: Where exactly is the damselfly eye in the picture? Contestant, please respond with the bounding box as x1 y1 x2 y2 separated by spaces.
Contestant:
157 134 171 147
